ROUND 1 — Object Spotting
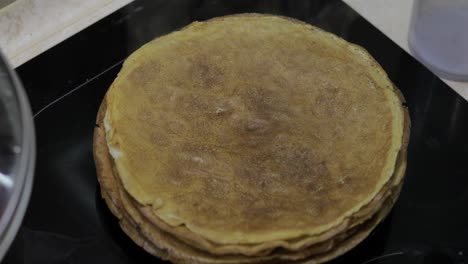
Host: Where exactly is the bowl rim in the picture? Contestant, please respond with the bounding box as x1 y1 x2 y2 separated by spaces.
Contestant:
0 51 35 260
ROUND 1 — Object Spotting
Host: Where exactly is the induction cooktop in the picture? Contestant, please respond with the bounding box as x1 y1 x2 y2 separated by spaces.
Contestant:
3 1 468 264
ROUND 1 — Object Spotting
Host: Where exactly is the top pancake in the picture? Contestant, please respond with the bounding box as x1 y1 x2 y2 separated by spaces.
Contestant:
104 14 406 244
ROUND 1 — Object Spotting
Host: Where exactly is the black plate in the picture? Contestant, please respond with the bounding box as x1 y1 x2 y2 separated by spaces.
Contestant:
4 1 468 263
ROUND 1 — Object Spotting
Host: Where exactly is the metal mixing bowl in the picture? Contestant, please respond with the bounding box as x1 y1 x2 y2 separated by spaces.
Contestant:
0 51 35 259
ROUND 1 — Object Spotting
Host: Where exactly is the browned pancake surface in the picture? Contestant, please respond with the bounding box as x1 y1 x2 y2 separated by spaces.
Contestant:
103 14 406 244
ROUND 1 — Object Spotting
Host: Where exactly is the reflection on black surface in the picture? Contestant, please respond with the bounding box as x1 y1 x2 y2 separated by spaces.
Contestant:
4 0 468 263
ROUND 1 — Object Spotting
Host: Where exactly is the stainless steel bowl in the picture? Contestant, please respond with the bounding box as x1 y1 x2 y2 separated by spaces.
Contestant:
0 51 35 259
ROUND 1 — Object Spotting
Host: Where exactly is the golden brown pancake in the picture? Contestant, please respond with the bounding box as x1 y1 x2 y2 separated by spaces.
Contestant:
102 14 407 245
94 13 410 263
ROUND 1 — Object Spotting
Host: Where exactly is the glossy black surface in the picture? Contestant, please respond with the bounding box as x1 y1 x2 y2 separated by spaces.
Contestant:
4 0 468 263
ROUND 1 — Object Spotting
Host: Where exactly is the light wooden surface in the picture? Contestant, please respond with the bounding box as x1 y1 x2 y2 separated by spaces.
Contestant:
0 0 132 67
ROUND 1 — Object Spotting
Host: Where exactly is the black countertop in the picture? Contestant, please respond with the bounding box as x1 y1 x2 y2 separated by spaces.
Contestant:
4 1 468 263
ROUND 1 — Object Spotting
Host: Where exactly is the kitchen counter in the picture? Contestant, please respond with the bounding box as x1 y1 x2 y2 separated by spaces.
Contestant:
3 1 468 263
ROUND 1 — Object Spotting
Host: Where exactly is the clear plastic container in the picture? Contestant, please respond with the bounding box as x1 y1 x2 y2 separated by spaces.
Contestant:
409 0 468 81
0 51 35 259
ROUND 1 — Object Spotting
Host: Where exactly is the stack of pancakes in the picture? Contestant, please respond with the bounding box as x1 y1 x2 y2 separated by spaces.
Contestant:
94 14 410 264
